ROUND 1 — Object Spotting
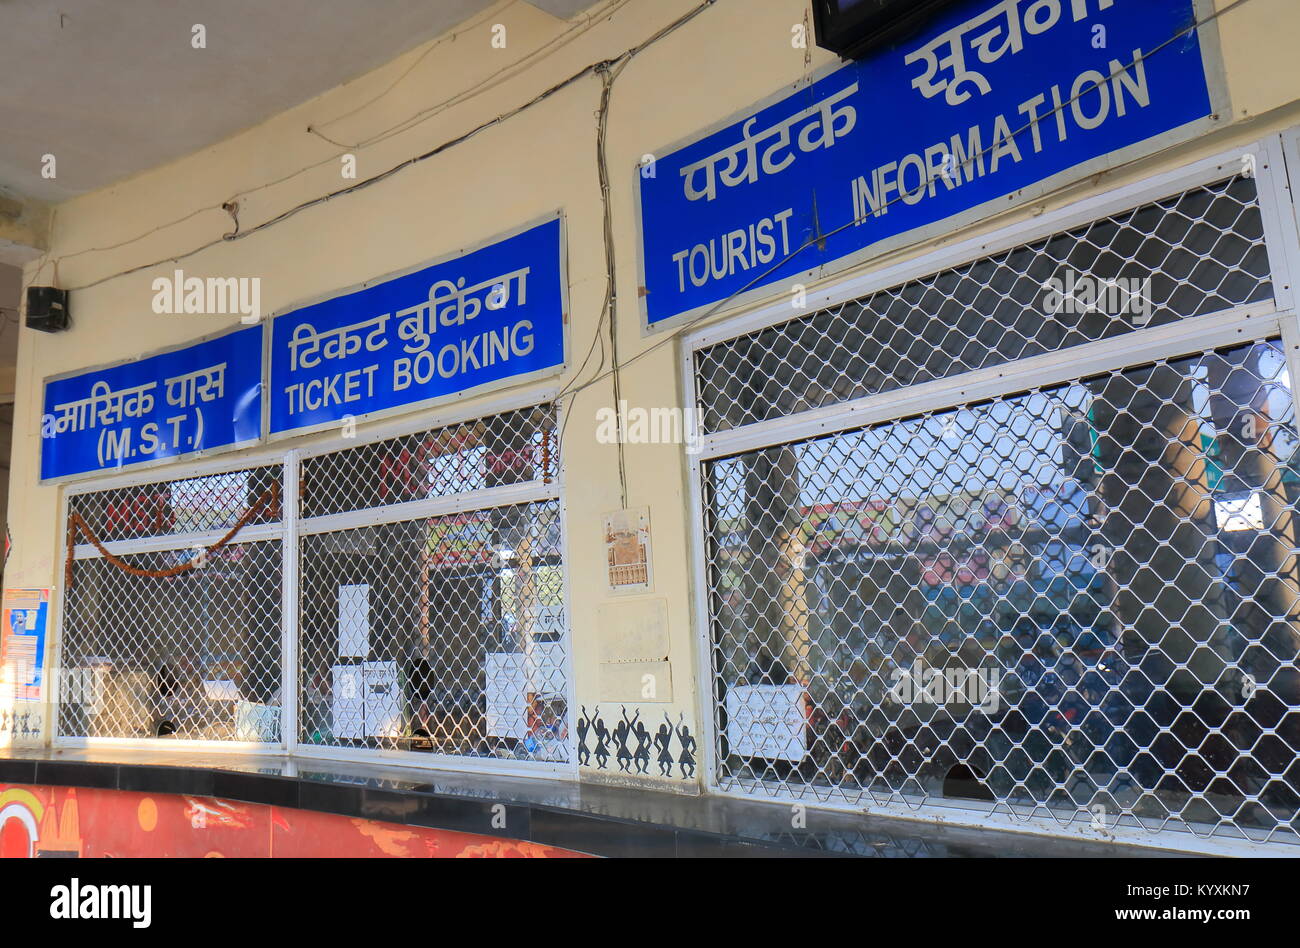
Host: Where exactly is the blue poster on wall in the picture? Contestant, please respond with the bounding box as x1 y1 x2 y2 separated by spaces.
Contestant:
1 588 49 703
40 324 264 481
637 0 1223 331
268 215 567 438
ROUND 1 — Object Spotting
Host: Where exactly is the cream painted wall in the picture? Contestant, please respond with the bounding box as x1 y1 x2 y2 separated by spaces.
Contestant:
9 0 1300 781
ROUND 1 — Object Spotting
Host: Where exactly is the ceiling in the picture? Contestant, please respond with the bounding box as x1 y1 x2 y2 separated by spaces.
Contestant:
0 0 517 204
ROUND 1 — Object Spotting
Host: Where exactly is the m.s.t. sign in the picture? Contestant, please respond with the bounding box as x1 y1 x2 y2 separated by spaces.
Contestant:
637 0 1224 332
40 325 263 482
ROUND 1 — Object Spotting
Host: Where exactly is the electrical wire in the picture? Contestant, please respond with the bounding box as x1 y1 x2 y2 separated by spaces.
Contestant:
597 58 631 508
46 0 634 288
36 0 1256 297
60 0 704 293
310 0 636 151
307 0 525 137
551 0 1261 421
26 0 1259 493
550 1 721 492
62 62 603 292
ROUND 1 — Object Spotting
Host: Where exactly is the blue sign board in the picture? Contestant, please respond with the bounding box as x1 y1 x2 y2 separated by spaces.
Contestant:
638 0 1221 330
269 216 566 438
40 324 264 481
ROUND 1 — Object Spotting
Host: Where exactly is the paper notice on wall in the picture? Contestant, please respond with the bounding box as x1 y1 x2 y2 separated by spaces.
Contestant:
725 684 806 762
1 588 49 702
202 680 241 702
486 653 527 738
604 507 652 592
58 665 109 713
338 584 370 658
597 598 669 662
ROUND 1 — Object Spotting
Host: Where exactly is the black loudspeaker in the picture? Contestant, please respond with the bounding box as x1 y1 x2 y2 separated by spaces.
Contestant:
26 286 69 333
812 0 964 60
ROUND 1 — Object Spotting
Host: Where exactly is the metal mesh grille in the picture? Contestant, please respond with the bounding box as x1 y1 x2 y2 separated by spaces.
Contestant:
703 338 1300 844
54 401 568 769
58 540 283 741
67 465 282 541
695 176 1272 434
299 405 555 518
297 401 567 764
298 499 569 762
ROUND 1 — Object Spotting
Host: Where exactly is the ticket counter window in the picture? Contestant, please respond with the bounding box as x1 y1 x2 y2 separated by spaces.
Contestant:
693 172 1300 844
59 466 283 743
297 404 569 764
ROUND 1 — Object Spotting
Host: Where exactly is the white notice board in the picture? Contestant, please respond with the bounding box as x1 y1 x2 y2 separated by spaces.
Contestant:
725 684 806 762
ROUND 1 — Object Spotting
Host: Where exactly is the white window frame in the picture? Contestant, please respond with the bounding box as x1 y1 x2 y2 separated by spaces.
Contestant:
55 451 290 755
50 386 579 781
681 132 1300 856
291 388 577 780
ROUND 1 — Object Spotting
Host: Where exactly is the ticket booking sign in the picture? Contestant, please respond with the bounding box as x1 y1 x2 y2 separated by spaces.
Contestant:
636 0 1222 331
40 324 264 481
268 216 567 438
